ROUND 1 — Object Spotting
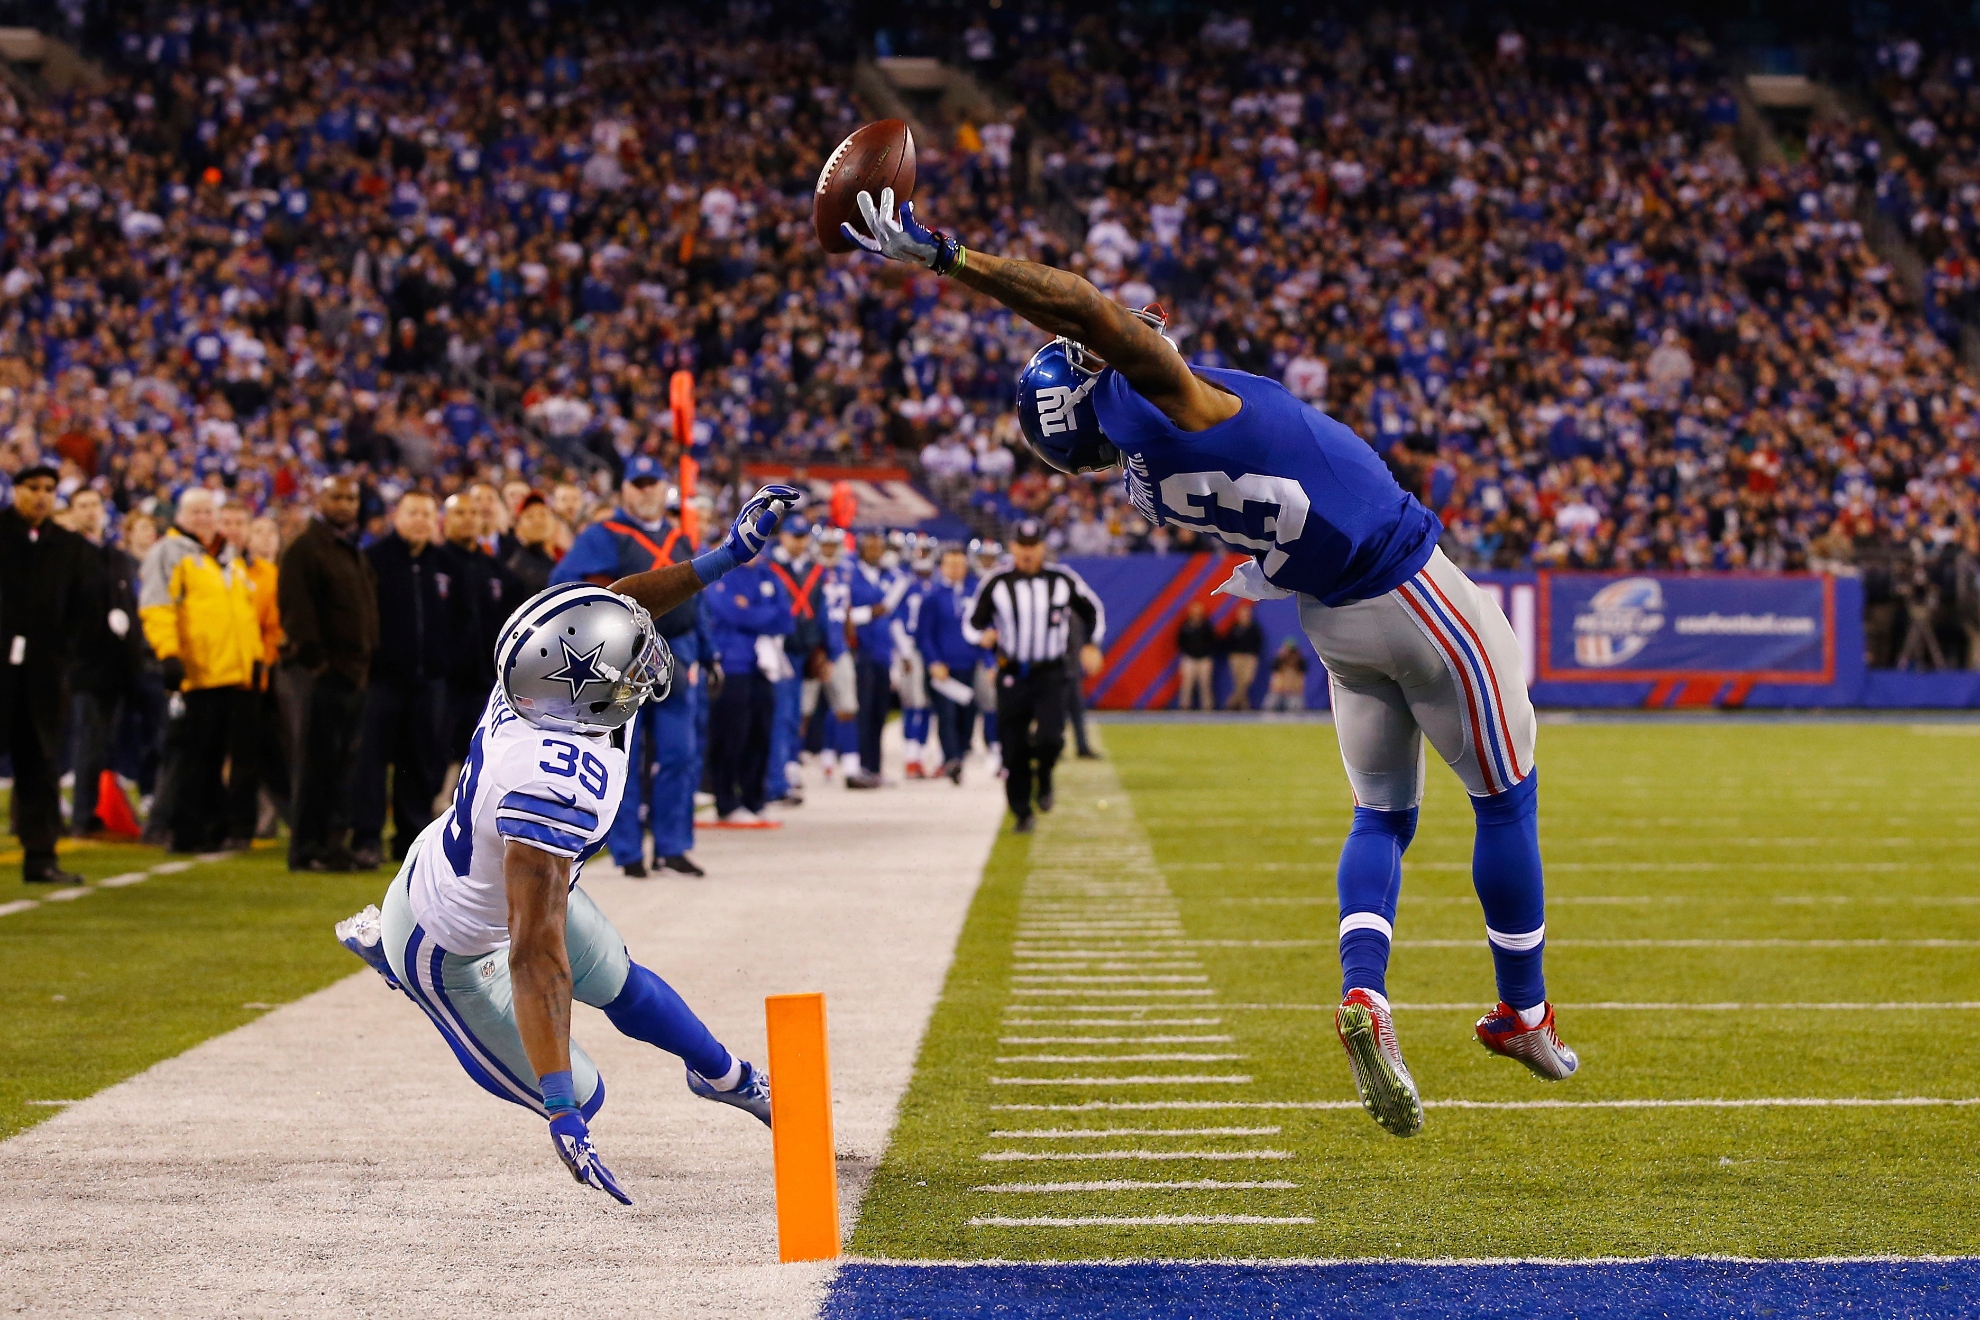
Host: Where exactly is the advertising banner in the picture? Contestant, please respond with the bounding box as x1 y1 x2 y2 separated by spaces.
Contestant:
1537 572 1834 684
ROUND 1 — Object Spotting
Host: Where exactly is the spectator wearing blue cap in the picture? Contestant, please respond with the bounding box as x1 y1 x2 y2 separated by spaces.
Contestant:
550 452 707 877
761 512 821 804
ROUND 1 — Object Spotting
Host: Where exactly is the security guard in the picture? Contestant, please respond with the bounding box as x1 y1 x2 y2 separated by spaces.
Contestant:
551 454 706 877
762 514 822 805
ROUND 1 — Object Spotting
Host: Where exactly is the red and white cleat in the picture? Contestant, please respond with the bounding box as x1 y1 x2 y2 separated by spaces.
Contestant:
904 760 926 780
1335 989 1423 1137
1475 1002 1579 1080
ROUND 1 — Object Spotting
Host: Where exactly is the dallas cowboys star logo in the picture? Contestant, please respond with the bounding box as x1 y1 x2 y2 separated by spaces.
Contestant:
545 637 610 701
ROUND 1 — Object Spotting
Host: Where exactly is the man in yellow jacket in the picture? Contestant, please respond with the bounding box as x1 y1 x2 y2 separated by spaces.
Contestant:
140 488 267 853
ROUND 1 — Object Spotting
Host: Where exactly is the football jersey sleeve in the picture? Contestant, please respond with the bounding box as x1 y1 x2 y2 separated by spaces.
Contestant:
488 733 616 860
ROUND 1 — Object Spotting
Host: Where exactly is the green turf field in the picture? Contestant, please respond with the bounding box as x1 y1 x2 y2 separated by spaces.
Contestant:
0 843 388 1140
853 719 1980 1261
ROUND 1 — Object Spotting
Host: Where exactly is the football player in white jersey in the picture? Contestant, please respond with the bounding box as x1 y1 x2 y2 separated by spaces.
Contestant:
336 485 802 1204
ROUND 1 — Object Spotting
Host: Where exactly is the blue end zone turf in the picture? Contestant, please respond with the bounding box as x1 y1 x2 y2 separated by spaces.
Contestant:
824 1260 1980 1319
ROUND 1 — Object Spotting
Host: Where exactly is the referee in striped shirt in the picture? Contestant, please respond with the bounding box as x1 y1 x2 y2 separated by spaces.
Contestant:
967 520 1106 832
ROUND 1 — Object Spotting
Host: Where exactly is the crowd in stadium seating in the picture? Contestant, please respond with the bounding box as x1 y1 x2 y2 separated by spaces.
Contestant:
0 4 1977 669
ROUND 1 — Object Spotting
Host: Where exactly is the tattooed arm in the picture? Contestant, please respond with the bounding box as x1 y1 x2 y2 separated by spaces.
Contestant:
848 189 1239 431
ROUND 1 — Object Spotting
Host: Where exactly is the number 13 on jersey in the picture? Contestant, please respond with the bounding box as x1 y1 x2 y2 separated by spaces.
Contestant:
1159 471 1309 577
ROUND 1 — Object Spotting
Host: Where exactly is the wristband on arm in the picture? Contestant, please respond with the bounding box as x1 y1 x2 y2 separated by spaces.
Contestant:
690 545 738 585
538 1069 578 1116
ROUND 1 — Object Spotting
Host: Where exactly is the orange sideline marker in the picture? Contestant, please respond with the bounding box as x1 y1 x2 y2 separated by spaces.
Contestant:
765 992 839 1262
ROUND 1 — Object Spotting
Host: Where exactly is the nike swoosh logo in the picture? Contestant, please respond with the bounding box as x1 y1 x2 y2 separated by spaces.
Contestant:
546 791 578 809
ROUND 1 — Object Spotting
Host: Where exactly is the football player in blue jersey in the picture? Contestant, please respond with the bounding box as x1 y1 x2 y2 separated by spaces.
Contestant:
846 190 1577 1137
334 486 802 1203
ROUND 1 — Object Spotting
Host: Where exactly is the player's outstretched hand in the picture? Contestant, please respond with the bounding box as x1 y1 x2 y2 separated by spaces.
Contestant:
843 189 962 273
724 483 805 562
548 1110 632 1205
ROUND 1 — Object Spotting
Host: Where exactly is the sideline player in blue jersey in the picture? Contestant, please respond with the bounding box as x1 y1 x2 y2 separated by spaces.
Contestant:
846 189 1577 1137
334 487 802 1203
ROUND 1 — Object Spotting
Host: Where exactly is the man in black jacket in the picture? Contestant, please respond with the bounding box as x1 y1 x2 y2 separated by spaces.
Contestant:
278 475 380 872
0 466 95 882
439 491 520 760
67 489 146 838
351 490 460 867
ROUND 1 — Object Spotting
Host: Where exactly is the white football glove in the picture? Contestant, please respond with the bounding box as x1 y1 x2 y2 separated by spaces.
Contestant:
843 189 962 273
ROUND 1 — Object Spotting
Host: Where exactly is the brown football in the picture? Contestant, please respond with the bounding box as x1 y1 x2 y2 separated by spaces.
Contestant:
814 119 917 254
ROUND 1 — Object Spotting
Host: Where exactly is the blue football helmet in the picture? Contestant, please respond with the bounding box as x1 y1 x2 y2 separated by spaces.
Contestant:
1016 306 1169 474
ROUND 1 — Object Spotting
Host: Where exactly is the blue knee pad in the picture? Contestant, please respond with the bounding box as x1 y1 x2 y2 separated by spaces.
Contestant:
1471 771 1546 1010
1337 805 1417 997
602 961 732 1080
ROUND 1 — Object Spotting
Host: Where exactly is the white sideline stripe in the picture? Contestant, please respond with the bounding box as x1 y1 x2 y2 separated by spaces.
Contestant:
97 872 151 888
972 1180 1298 1193
970 1215 1316 1227
979 1150 1293 1162
994 1053 1247 1063
999 1036 1236 1044
991 1075 1253 1086
150 861 197 874
24 1100 82 1106
986 1097 1980 1112
989 1127 1280 1138
42 887 93 903
0 900 40 917
1183 939 1980 950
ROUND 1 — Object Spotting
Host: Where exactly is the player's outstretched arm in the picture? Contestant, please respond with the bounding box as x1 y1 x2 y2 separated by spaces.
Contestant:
506 841 631 1205
846 189 1238 431
609 483 804 616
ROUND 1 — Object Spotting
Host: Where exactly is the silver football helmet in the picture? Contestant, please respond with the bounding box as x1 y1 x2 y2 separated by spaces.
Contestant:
494 583 672 734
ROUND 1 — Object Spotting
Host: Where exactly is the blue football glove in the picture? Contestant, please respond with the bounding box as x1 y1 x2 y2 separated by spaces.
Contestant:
724 483 805 561
843 188 966 276
548 1110 632 1206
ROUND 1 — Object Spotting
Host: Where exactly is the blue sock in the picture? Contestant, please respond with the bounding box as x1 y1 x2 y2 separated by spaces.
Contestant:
603 962 733 1080
833 714 859 756
1336 805 1417 998
904 708 929 747
1471 771 1547 1010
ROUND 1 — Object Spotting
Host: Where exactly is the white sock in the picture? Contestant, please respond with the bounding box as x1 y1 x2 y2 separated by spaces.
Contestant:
1516 1002 1548 1028
711 1054 744 1091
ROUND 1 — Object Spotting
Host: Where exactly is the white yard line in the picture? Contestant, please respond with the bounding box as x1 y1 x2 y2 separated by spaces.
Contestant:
998 1036 1236 1044
1219 1001 1980 1012
987 1096 1980 1112
0 729 1006 1318
0 852 262 919
1183 939 1980 950
969 1214 1316 1227
993 1053 1247 1063
988 1127 1280 1138
991 1075 1254 1086
972 1180 1298 1193
979 1150 1293 1162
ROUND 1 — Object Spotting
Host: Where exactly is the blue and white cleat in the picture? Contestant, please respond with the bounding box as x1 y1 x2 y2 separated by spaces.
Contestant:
1476 1001 1579 1081
1336 989 1423 1137
686 1060 772 1127
334 905 401 989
